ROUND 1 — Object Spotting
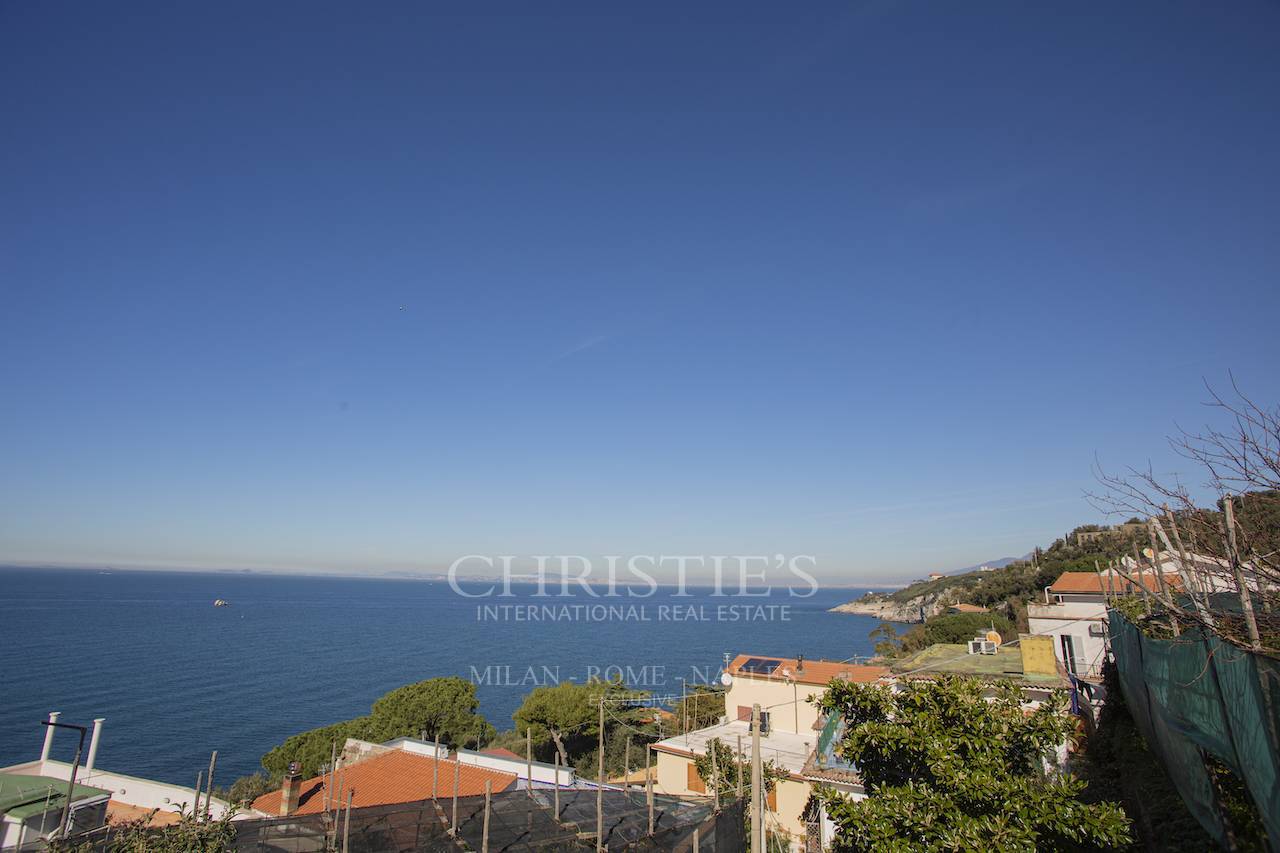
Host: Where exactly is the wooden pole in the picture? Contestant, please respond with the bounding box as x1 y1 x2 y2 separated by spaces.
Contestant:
646 750 654 836
1156 511 1216 628
751 704 763 853
623 737 631 795
193 771 202 817
481 780 491 853
330 741 339 816
1132 541 1154 614
203 750 217 820
322 756 331 815
1167 504 1208 602
711 739 719 812
553 753 561 821
342 789 353 853
1224 496 1262 649
433 742 440 801
450 755 460 834
596 697 605 851
527 727 533 797
792 680 799 733
682 681 688 741
736 735 743 798
335 767 345 830
693 827 700 852
1149 521 1181 636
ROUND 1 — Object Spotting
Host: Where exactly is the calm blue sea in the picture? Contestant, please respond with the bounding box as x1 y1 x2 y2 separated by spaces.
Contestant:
0 568 885 785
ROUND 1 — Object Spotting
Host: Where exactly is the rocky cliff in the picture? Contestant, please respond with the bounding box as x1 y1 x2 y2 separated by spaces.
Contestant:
829 586 966 623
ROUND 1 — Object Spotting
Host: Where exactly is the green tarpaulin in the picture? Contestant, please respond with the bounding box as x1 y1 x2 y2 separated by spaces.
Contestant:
1109 610 1280 847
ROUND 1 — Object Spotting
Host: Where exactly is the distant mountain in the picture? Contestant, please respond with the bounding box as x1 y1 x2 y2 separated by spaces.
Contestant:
949 556 1023 575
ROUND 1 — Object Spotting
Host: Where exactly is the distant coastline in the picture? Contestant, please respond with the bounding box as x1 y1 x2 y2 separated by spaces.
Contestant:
0 562 903 589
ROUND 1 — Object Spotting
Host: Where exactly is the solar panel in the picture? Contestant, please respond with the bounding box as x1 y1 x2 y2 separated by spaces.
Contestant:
739 657 782 674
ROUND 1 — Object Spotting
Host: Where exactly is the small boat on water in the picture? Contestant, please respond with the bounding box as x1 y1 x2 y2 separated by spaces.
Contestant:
213 599 230 607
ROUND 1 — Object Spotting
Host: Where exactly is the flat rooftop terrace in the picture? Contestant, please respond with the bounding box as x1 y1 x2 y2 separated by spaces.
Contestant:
889 644 1068 686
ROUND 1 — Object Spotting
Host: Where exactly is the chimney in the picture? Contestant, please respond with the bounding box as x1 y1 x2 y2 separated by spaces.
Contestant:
40 711 61 763
280 762 303 816
85 718 105 773
795 654 804 673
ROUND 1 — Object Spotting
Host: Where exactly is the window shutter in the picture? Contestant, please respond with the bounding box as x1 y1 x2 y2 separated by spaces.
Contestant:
766 785 777 811
737 706 752 722
687 762 706 793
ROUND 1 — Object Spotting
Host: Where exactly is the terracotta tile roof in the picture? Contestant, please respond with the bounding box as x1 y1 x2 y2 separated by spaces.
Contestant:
251 750 517 816
727 654 890 687
1050 571 1181 595
480 747 522 760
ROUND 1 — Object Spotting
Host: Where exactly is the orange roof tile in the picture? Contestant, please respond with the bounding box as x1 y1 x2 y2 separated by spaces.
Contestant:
251 750 517 816
727 654 890 686
1050 571 1181 595
481 747 522 760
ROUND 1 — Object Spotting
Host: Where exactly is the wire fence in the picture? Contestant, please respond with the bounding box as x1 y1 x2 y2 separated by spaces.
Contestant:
229 789 745 852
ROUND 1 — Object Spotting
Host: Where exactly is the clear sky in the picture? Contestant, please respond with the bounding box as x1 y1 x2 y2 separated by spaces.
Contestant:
3 2 1279 583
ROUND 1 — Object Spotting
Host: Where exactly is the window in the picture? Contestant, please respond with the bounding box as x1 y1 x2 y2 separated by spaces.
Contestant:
736 706 770 732
1060 634 1079 675
687 762 706 793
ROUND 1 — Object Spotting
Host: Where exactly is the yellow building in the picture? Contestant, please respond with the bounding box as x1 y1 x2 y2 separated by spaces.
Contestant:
651 655 890 851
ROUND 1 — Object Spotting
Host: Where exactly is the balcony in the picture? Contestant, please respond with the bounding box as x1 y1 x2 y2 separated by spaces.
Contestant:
803 714 860 784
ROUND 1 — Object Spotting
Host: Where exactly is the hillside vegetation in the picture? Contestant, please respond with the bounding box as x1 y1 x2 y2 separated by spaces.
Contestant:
856 523 1151 657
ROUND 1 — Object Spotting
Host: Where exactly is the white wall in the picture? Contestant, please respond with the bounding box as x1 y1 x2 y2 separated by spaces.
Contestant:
1027 601 1107 678
380 737 579 788
17 761 236 820
725 676 822 735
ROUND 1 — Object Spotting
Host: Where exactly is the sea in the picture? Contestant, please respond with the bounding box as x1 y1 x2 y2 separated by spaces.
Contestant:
0 567 887 786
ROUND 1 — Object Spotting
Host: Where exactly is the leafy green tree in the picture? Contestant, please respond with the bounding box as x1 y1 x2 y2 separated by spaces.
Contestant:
513 678 649 771
513 681 597 768
219 772 276 806
693 736 780 801
869 623 901 658
672 685 726 732
261 717 374 778
261 676 495 777
816 675 1131 851
873 612 1014 659
369 675 493 746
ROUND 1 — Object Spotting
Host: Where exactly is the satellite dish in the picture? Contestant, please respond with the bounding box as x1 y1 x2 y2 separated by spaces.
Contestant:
985 630 1002 646
720 671 733 687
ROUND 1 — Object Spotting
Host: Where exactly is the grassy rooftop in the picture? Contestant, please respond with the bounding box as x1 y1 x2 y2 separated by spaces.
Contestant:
889 643 1065 685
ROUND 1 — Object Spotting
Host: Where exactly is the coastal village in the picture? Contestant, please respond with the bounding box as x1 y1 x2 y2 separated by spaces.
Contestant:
6 488 1280 850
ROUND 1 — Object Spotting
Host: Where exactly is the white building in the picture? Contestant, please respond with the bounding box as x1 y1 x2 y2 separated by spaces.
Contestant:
651 655 891 851
1027 570 1178 679
1 712 236 850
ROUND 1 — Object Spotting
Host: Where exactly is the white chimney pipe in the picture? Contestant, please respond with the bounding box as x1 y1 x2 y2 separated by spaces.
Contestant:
86 718 106 773
40 711 61 762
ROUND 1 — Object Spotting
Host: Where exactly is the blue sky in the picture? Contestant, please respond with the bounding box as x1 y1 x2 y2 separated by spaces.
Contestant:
2 2 1278 583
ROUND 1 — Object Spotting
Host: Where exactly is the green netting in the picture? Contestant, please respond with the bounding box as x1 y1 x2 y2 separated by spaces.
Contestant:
221 789 744 851
1109 610 1280 847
